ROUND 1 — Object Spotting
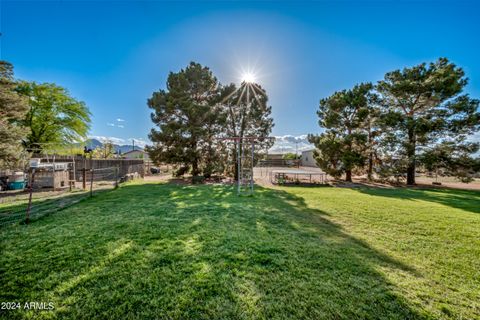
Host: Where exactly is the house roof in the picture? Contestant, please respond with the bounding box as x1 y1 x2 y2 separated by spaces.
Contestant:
122 149 147 155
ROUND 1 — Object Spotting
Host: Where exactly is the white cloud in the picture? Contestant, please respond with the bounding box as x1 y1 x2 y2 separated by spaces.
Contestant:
130 138 147 148
107 123 115 127
88 135 126 145
87 136 148 147
117 124 125 128
116 118 125 122
269 134 314 154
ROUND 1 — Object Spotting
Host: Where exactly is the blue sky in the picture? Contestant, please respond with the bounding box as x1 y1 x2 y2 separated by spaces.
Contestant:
2 0 480 151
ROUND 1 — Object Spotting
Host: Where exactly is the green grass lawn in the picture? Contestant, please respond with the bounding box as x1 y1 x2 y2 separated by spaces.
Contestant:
1 181 479 319
0 189 104 227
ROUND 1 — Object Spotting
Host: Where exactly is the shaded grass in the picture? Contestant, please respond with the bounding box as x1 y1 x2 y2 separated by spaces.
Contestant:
0 181 479 319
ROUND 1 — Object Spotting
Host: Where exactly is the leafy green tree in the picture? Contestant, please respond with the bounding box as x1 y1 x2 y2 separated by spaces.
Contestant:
147 62 223 177
92 141 116 159
309 83 373 182
219 82 274 180
17 82 91 152
377 58 480 185
283 153 299 160
0 61 29 167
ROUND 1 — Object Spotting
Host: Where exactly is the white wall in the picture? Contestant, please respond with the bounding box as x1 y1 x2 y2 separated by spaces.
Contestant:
301 150 317 167
123 150 149 161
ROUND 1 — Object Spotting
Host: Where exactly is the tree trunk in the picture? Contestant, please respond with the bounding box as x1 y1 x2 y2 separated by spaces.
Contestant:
192 159 199 177
406 161 415 185
367 127 373 181
233 147 239 181
368 155 373 181
406 125 416 185
345 170 352 182
191 141 199 177
190 134 200 177
345 127 354 183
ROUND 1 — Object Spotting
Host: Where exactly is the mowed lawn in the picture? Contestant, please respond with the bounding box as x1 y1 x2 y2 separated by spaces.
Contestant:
1 182 479 319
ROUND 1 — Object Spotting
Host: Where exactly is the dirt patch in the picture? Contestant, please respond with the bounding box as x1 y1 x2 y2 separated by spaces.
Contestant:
144 174 234 186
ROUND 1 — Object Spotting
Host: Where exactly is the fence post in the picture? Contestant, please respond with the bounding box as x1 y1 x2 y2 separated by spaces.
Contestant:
25 168 36 224
115 166 119 189
83 156 87 189
82 168 86 190
71 155 76 191
52 167 56 192
90 168 94 197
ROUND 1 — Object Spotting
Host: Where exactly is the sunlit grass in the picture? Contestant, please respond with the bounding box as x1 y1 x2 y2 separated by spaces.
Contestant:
1 181 479 319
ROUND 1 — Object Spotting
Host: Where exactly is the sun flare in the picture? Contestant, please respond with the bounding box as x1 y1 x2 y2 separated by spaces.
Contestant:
242 72 256 83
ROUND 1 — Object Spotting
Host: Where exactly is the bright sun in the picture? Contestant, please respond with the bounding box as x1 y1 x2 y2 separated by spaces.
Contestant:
242 72 256 83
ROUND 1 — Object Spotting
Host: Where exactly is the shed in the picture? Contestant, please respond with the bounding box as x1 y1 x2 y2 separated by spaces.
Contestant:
301 149 318 167
30 161 71 190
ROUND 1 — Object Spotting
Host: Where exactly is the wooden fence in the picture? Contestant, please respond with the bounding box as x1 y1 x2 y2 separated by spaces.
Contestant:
36 156 145 180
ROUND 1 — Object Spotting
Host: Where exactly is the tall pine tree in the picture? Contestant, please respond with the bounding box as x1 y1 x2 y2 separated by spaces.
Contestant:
377 58 480 185
309 83 374 182
147 62 223 177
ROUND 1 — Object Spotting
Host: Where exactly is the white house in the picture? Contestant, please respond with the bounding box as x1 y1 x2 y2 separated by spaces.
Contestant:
301 149 317 167
122 150 150 161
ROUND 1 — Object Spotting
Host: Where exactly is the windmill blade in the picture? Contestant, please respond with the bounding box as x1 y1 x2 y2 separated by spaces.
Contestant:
249 84 264 107
221 85 240 103
235 83 247 107
251 83 266 96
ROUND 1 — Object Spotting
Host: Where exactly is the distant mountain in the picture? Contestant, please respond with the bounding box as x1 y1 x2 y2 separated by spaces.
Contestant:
85 139 103 150
83 139 144 154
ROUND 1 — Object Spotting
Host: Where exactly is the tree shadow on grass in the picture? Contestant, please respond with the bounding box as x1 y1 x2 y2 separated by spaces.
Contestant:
354 186 480 215
0 183 431 319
